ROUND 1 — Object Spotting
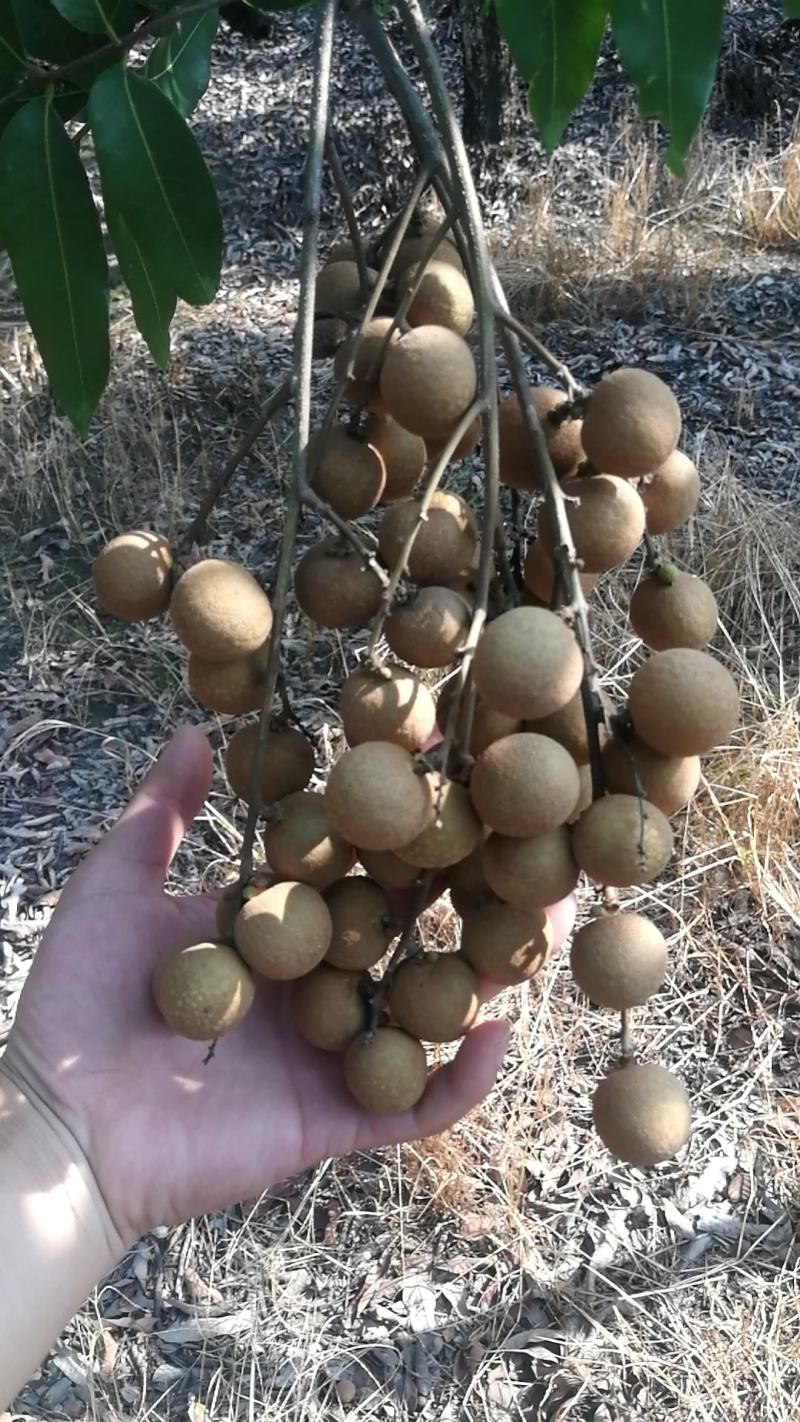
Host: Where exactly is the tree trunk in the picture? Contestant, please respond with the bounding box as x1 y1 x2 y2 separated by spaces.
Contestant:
457 0 514 146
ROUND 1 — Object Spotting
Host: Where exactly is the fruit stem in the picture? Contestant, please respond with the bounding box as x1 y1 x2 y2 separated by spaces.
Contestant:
299 482 389 586
324 133 372 301
494 308 582 402
620 1009 634 1061
368 871 436 1031
643 530 664 574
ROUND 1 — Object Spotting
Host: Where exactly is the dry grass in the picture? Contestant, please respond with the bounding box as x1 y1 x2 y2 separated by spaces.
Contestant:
737 118 800 248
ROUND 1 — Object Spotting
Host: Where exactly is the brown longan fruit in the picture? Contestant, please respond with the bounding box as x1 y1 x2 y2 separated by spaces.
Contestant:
571 794 674 887
365 414 426 501
539 474 646 575
308 426 386 520
359 848 421 891
498 388 583 487
522 540 598 605
397 259 474 336
264 790 354 890
152 941 254 1040
526 688 598 766
292 963 368 1052
424 413 482 464
324 876 394 970
188 643 269 716
388 952 479 1042
470 733 581 838
461 900 552 985
602 737 701 816
640 450 700 534
592 1062 691 1167
171 559 273 661
447 845 495 916
379 327 477 440
630 569 718 651
397 773 483 869
437 679 520 757
224 724 315 805
392 233 463 279
214 875 274 942
571 912 668 1009
295 537 384 630
234 880 332 980
325 743 432 852
567 764 593 825
473 607 584 721
385 586 471 669
334 317 399 414
344 1027 428 1112
581 368 681 478
628 649 739 757
340 664 436 752
482 827 579 911
315 260 377 317
378 490 477 586
93 530 173 622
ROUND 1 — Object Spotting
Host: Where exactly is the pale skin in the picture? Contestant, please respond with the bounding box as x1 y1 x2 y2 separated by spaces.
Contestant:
0 726 576 1404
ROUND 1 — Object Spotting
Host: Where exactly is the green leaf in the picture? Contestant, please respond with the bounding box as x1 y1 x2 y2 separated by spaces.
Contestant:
0 8 26 76
106 204 176 368
247 0 316 11
611 0 724 175
0 96 109 434
89 64 222 306
51 0 139 37
144 9 219 117
13 0 106 62
783 0 800 15
496 0 606 151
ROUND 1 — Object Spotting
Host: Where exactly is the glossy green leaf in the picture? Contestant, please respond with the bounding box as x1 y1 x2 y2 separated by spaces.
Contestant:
51 0 139 36
496 0 606 151
611 0 724 174
0 96 109 434
144 9 219 117
247 0 317 11
13 0 106 62
106 204 176 368
0 8 26 76
89 64 222 306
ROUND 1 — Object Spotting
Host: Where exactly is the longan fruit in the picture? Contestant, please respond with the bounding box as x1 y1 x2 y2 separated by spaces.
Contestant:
188 642 269 716
581 368 681 478
93 530 173 622
437 679 520 757
424 412 482 465
567 763 593 825
392 233 463 279
333 316 399 413
571 912 668 1009
397 772 483 869
461 900 552 985
602 737 701 816
292 963 368 1052
397 259 474 336
571 794 674 887
344 1027 428 1112
214 875 273 942
224 724 315 805
365 413 426 501
378 490 477 586
640 450 700 534
630 568 718 651
315 260 377 317
522 540 598 604
388 951 479 1042
498 388 583 487
295 537 384 630
340 664 437 752
627 649 739 757
324 876 394 970
470 733 581 838
325 742 433 851
264 790 354 890
447 845 495 916
473 607 584 720
539 474 646 574
171 559 273 661
359 848 421 892
526 688 598 766
385 586 471 668
234 880 332 980
152 941 254 1040
379 327 477 440
307 426 386 520
482 827 579 910
593 1062 691 1167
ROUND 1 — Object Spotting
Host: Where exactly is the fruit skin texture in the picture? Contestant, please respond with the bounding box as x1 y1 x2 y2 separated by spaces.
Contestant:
359 848 421 891
424 413 482 464
473 607 584 721
385 586 471 669
461 900 552 985
379 326 477 440
482 827 579 910
470 733 581 838
567 764 593 825
325 743 433 852
315 260 377 317
340 664 437 752
630 570 718 651
344 1027 428 1112
93 530 173 622
581 368 681 478
224 724 315 805
437 681 520 757
234 880 332 980
188 645 268 715
295 537 384 630
628 649 739 757
602 737 701 816
398 259 475 336
365 414 426 501
264 790 354 890
397 773 484 869
526 689 602 767
324 876 393 970
592 1062 691 1167
152 941 254 1040
378 490 477 587
392 233 462 279
388 952 479 1042
523 539 597 604
498 388 583 486
540 474 646 574
171 559 273 661
447 845 494 916
572 794 674 887
308 426 386 520
334 317 399 413
571 912 668 1009
292 963 367 1052
640 450 699 534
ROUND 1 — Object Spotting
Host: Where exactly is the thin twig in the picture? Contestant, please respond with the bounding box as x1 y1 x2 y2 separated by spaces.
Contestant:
494 308 582 400
300 486 388 585
324 134 372 299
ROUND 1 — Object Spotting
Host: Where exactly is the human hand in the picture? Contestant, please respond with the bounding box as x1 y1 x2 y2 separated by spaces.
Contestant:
2 727 575 1244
